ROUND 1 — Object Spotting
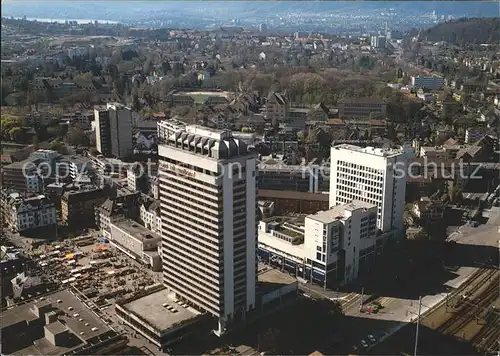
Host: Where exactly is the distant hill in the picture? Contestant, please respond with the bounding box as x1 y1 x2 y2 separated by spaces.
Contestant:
421 17 500 44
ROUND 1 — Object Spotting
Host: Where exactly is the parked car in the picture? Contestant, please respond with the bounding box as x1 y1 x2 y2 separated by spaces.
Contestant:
360 340 369 348
367 334 376 343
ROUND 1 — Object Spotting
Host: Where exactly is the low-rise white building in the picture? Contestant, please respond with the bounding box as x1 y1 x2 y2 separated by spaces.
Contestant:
258 201 381 287
108 219 162 271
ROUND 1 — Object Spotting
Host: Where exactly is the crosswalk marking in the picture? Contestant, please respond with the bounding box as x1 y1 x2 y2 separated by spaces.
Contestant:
380 297 397 307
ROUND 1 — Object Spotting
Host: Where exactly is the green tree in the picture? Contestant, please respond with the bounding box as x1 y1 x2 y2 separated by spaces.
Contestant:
9 127 24 142
49 140 68 154
47 125 66 138
1 116 22 140
32 134 40 150
132 93 142 112
161 61 171 75
258 328 280 353
66 125 90 147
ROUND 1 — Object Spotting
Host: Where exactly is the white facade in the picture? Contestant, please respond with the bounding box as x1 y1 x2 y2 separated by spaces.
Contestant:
127 168 139 192
150 177 159 199
411 76 445 90
8 195 57 232
257 202 379 286
69 160 93 180
465 128 487 144
135 132 156 150
109 220 162 271
305 202 378 284
109 221 161 256
329 144 407 233
158 125 257 335
139 203 162 234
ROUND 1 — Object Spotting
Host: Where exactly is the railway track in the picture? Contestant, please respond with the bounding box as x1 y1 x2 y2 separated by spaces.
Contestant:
473 325 500 354
436 269 499 338
470 300 500 352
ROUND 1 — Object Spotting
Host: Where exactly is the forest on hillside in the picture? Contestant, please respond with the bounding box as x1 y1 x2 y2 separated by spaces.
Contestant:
421 17 500 45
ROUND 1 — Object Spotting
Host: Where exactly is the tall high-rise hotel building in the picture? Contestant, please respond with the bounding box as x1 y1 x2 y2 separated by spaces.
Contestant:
157 123 257 335
330 145 407 233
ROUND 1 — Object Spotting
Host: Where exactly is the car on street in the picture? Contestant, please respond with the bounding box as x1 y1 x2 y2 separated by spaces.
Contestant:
360 340 369 348
367 334 376 343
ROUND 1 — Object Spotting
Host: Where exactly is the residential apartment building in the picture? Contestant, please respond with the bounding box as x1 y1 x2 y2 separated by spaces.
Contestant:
412 197 447 223
157 119 186 139
94 103 133 159
61 188 106 229
257 201 379 287
95 191 141 233
158 125 257 335
127 164 148 193
1 190 57 233
266 92 289 126
307 103 330 122
329 144 407 233
150 176 159 199
337 98 387 118
465 127 489 144
94 105 112 156
139 200 161 234
370 35 386 48
411 76 445 90
66 156 94 180
108 103 133 159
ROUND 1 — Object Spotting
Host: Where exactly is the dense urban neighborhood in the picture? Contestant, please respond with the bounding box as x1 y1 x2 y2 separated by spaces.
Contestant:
1 2 499 356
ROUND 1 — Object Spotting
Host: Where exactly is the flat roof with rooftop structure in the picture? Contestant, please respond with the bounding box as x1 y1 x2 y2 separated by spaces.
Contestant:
308 201 377 224
173 90 234 104
1 289 122 355
44 320 68 334
112 219 161 243
120 288 202 333
258 189 330 201
332 144 404 158
258 229 305 261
